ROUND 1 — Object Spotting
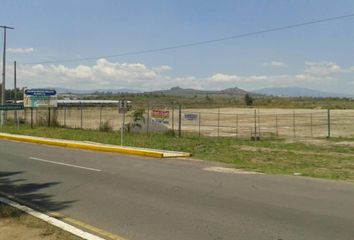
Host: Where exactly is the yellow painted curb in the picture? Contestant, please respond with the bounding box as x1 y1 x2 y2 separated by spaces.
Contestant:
0 133 190 158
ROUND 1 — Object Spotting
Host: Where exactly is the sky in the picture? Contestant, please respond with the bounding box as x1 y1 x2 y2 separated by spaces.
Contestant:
1 0 354 93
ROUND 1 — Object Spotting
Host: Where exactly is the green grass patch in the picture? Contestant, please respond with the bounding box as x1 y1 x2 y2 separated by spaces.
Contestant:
1 124 354 182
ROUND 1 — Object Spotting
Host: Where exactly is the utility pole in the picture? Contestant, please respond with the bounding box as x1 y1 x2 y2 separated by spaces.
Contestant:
1 25 14 126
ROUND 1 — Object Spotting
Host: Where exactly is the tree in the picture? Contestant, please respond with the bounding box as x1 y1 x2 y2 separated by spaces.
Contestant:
126 108 145 133
244 94 253 106
205 94 213 102
0 85 24 102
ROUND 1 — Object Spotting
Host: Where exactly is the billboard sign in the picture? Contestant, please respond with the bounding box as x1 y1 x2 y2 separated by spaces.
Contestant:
152 109 169 119
152 109 169 124
184 113 198 121
24 89 58 108
24 89 57 96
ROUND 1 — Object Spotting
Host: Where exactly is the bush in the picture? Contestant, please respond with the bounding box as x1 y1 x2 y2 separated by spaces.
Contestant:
245 94 254 106
99 121 112 132
126 109 145 133
164 129 176 137
19 118 26 124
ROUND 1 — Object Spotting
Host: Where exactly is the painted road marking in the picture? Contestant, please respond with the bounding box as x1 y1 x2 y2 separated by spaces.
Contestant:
64 217 127 240
0 190 126 240
29 157 102 172
0 196 106 240
203 166 262 175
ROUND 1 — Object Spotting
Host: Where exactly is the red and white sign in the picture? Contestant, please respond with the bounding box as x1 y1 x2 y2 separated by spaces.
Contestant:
152 109 169 119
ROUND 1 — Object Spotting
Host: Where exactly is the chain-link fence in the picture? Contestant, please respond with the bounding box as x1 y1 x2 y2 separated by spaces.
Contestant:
3 105 354 139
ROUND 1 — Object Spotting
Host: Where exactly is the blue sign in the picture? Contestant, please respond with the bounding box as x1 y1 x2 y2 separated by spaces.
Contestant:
184 113 198 121
0 103 24 110
25 89 57 96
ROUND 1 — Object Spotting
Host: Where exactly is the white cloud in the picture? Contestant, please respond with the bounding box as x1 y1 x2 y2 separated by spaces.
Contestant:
17 59 176 89
304 61 343 76
153 65 172 72
248 75 269 81
10 59 354 94
8 47 34 53
263 61 287 68
210 73 240 82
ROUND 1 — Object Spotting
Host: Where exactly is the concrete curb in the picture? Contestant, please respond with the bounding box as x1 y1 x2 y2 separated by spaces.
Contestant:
0 196 107 240
0 133 191 158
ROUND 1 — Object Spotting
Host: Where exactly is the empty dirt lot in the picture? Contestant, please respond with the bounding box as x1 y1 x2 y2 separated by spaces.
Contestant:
13 107 354 138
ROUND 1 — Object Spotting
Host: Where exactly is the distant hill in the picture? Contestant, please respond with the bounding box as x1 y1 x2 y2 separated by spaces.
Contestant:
253 87 352 98
151 86 248 97
56 88 140 95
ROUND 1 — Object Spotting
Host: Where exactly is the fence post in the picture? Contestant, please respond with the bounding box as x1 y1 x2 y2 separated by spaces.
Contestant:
178 104 182 137
14 110 17 127
257 109 261 138
99 104 103 127
254 109 257 138
172 102 175 132
30 108 33 129
146 103 150 135
275 114 278 137
217 107 220 137
327 109 331 138
48 107 51 128
121 111 125 146
16 110 19 129
64 106 67 127
198 112 201 137
293 109 296 138
24 108 27 123
235 114 238 139
310 113 313 138
80 104 83 129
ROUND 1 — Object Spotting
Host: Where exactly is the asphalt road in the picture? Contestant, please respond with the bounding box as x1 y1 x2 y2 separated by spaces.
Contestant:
0 139 354 240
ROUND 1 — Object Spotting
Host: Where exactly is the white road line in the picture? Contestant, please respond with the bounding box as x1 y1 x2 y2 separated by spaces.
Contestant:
0 196 106 240
29 157 102 172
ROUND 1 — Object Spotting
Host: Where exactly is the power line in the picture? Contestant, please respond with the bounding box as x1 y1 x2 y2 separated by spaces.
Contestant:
24 13 354 65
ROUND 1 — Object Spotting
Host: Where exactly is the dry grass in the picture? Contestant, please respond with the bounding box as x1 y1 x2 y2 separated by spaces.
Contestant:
0 204 82 240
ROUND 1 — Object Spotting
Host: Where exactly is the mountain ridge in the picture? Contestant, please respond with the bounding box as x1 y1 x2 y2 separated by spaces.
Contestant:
253 87 353 98
150 86 248 96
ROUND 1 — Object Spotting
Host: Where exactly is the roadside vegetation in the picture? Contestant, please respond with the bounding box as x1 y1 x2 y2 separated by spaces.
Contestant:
1 125 354 182
83 92 354 109
3 87 354 109
0 203 82 240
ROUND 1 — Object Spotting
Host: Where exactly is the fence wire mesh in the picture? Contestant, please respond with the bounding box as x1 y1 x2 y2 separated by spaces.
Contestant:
3 105 354 139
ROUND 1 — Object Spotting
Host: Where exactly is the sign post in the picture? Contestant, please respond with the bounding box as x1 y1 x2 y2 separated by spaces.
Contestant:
118 100 128 146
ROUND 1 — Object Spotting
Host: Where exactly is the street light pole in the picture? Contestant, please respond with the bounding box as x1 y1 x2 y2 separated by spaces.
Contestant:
0 25 14 126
